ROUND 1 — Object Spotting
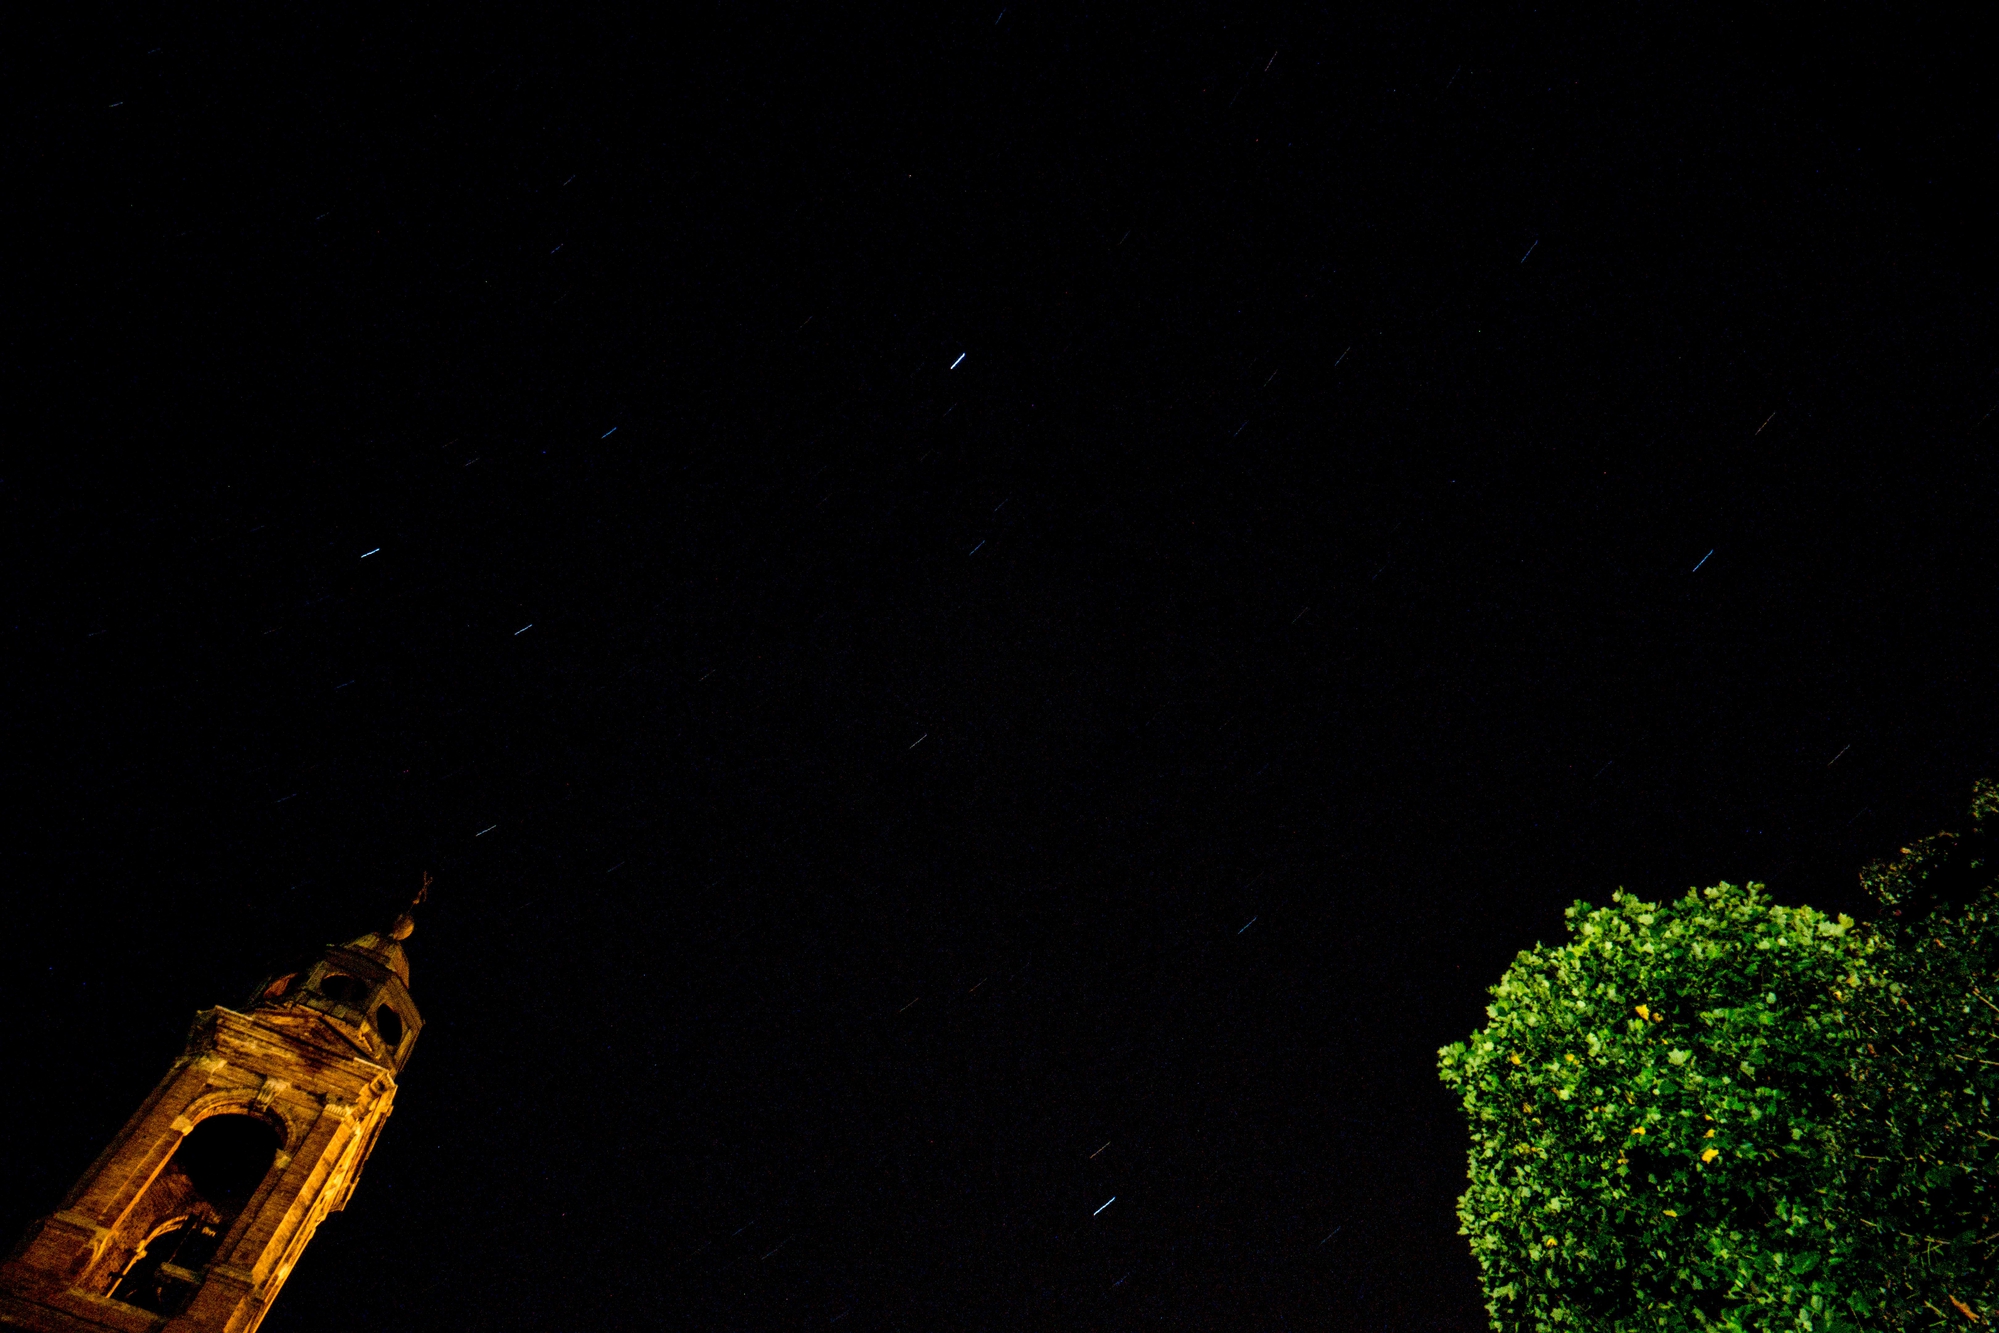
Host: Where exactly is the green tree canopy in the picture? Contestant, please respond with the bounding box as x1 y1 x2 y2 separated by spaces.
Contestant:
1439 781 1997 1331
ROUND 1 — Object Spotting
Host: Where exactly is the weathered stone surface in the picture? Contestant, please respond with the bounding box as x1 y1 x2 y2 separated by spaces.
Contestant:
1 899 426 1333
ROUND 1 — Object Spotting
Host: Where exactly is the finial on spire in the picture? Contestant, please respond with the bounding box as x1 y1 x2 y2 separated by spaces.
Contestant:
388 871 431 942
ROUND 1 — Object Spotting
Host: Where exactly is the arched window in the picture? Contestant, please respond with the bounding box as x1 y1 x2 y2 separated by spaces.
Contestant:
109 1217 221 1314
375 1004 405 1051
318 972 368 1005
105 1114 281 1313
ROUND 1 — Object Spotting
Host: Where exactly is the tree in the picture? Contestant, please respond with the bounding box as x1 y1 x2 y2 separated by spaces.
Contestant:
1842 780 1998 1326
1439 780 1998 1331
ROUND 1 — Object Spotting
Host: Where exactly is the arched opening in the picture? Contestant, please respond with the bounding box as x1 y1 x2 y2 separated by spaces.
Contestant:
108 1217 218 1315
176 1114 281 1208
374 1004 404 1051
318 972 368 1005
106 1113 281 1314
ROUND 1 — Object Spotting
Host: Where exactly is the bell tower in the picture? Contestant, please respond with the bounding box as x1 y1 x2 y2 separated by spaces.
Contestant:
0 882 430 1333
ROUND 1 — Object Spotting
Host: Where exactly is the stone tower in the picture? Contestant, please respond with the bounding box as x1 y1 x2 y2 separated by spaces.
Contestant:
0 886 429 1333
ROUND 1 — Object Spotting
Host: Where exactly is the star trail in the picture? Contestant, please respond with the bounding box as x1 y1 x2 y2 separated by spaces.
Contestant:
5 5 1995 1331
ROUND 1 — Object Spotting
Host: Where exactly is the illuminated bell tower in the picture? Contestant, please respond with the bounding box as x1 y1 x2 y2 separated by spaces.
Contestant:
0 885 429 1333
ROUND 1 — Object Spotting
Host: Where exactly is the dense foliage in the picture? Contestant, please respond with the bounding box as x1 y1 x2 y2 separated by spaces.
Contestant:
1844 780 1998 1324
1439 781 1998 1331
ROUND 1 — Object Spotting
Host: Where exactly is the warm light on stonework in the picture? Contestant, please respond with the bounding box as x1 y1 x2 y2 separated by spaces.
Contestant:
0 885 429 1333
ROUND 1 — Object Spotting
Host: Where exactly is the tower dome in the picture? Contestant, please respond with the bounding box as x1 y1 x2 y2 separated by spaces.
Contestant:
249 880 427 1070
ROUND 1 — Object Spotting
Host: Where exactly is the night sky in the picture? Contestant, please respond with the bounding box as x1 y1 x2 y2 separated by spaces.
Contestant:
6 6 1995 1330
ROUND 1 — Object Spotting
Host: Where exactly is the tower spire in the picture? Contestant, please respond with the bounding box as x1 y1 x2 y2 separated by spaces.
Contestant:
390 870 431 941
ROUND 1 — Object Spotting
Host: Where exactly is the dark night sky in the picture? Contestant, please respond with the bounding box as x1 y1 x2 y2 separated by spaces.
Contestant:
5 5 1995 1329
